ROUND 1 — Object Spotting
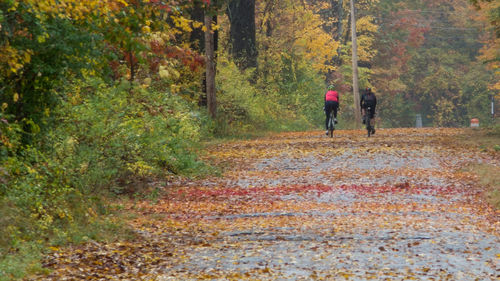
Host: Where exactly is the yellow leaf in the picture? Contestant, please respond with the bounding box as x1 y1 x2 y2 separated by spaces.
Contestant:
193 21 203 29
37 35 46 43
117 0 129 7
13 93 19 102
142 26 151 33
8 1 18 12
23 51 32 64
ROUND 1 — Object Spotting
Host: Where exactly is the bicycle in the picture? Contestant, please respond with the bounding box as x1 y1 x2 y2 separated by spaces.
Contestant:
363 106 373 137
327 111 336 138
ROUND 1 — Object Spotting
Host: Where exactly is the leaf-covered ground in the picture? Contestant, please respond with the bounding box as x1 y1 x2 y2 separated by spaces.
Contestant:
31 128 500 280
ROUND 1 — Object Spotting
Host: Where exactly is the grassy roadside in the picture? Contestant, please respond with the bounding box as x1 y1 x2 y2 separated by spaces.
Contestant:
457 129 500 153
456 127 500 209
469 164 500 209
0 201 137 281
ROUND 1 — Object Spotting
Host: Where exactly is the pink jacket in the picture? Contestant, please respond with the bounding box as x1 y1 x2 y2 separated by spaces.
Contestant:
325 90 339 102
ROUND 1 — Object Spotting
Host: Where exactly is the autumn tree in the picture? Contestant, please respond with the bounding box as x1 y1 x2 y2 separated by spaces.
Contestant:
470 0 500 100
470 0 500 37
371 0 495 126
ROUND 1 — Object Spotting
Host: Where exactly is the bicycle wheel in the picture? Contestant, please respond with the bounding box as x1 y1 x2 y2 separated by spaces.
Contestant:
329 113 334 138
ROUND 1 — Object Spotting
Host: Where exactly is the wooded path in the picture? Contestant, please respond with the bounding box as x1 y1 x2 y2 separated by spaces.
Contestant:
34 128 500 280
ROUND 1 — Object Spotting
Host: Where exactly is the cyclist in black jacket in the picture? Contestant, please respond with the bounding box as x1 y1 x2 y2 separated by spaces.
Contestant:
360 88 377 134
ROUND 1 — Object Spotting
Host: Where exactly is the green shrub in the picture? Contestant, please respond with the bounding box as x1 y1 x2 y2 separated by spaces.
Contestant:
216 59 282 135
215 55 326 136
52 77 208 193
486 121 500 136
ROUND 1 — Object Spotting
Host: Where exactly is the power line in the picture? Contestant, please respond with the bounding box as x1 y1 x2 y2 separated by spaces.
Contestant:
412 25 476 30
392 9 465 14
369 16 479 31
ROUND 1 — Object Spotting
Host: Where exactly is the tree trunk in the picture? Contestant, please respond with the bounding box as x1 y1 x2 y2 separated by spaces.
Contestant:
227 0 257 70
205 15 216 118
191 6 219 108
350 0 361 127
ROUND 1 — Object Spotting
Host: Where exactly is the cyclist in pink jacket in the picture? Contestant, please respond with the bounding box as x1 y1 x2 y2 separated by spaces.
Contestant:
324 84 339 135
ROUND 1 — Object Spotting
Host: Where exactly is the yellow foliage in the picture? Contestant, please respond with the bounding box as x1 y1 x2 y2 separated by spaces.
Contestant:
22 0 127 23
142 26 151 34
193 21 204 29
474 1 500 98
295 8 338 73
357 16 377 33
257 1 339 73
126 161 154 177
172 15 193 33
0 44 32 75
357 35 377 62
356 16 378 62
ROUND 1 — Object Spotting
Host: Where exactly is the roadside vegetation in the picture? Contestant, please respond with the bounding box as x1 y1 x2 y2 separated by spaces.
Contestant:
458 124 500 209
471 163 500 209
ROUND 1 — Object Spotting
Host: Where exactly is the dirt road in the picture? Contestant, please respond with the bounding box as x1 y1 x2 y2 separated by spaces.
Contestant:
36 128 500 280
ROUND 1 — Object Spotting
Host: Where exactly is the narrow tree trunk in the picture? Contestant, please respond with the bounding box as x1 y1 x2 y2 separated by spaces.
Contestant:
205 15 216 118
350 0 361 127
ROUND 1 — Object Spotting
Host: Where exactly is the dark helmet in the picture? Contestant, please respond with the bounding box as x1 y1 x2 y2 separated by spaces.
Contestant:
366 87 372 94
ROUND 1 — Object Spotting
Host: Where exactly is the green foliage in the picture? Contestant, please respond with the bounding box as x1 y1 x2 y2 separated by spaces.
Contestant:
0 1 103 142
275 52 326 129
0 1 213 279
53 77 207 193
485 120 500 136
214 54 326 136
0 144 95 278
0 239 45 281
378 93 416 128
215 60 266 135
0 76 209 278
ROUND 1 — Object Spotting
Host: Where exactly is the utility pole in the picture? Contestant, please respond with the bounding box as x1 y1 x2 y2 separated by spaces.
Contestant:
205 14 216 118
350 0 361 127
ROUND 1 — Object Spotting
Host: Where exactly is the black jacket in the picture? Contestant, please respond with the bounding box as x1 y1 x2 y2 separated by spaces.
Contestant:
360 92 377 109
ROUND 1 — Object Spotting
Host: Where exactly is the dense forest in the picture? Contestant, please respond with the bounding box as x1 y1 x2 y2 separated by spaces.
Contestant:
0 0 498 277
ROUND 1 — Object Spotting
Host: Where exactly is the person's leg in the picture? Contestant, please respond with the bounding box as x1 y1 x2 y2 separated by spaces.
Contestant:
370 108 376 132
332 102 339 119
325 103 331 130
